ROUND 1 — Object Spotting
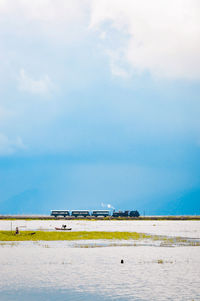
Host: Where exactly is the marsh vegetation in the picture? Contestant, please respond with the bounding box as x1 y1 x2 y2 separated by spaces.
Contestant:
0 230 200 247
0 230 150 241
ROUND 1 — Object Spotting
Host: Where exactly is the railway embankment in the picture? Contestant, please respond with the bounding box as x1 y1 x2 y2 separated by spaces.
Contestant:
0 215 200 220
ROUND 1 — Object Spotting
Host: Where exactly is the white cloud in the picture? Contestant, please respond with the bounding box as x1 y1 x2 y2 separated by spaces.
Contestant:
0 0 84 22
89 0 200 80
0 1 88 89
0 133 27 155
0 0 199 81
0 0 88 42
18 69 54 96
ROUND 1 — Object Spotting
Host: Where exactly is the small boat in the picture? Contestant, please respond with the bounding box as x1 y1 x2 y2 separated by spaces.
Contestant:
55 227 72 231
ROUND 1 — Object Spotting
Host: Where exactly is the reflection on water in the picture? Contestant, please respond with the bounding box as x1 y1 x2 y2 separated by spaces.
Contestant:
1 288 114 301
0 244 200 301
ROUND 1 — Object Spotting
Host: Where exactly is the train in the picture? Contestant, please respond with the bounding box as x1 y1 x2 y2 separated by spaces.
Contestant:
50 209 140 218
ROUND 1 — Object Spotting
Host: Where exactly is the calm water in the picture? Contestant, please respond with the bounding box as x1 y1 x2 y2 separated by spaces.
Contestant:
0 221 200 300
1 219 200 238
0 289 116 301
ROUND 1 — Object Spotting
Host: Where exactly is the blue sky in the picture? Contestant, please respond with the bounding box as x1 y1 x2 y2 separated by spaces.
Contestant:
0 0 200 215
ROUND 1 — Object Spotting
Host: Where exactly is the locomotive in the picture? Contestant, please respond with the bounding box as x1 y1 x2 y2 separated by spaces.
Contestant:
50 209 140 218
113 210 140 217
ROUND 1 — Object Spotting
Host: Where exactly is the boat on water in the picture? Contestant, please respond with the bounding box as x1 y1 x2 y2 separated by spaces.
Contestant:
55 227 72 231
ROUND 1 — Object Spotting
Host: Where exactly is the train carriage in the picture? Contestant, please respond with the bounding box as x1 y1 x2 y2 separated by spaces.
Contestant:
51 210 70 217
92 210 110 217
71 210 90 217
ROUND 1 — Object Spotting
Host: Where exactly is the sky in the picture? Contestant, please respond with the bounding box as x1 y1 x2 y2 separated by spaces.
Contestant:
0 0 200 215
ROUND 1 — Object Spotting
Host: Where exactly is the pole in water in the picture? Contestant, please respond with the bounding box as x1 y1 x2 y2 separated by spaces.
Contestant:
121 259 124 264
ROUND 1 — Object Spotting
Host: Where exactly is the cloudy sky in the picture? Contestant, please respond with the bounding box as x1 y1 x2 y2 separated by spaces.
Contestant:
0 0 200 214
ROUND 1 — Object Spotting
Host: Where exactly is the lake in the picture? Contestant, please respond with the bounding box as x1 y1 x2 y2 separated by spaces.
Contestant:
0 220 200 300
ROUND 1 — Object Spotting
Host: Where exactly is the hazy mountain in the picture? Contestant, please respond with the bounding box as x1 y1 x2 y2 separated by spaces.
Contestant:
0 189 44 215
150 189 200 215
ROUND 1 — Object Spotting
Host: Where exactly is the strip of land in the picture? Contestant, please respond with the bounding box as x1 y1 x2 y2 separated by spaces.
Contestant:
0 231 200 247
0 215 200 220
0 231 149 241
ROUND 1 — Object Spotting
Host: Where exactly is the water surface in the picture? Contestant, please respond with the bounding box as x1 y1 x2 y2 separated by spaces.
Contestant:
0 221 200 300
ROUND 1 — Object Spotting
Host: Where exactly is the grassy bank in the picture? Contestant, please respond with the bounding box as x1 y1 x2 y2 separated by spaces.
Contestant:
0 231 150 241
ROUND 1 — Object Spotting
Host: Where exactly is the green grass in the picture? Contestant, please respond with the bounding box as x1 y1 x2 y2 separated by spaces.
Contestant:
1 231 200 246
0 231 151 241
